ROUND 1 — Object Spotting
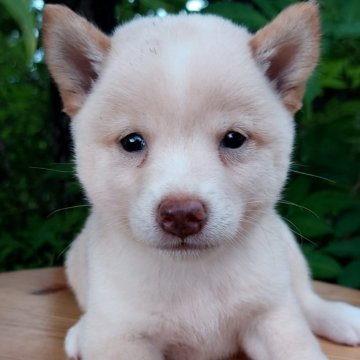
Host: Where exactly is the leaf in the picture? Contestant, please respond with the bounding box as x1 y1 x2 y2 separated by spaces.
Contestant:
323 237 360 259
280 176 311 218
346 65 360 88
0 0 37 61
335 22 360 39
283 176 311 205
303 70 322 117
251 0 277 18
338 260 360 288
319 59 349 90
203 2 267 31
301 191 357 217
286 212 332 238
302 247 342 280
334 210 360 237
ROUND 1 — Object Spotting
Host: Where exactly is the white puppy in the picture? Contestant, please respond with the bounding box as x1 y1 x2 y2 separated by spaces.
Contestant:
43 2 360 359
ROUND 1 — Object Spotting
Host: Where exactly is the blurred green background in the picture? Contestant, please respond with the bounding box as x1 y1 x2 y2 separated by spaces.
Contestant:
0 0 359 287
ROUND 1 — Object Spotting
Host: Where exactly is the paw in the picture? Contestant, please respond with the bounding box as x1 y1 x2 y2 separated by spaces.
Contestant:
310 301 360 346
65 321 82 359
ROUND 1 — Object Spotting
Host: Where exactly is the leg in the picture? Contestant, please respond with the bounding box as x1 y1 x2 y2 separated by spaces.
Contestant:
285 227 360 345
241 296 327 360
65 317 83 359
65 227 88 310
66 314 164 360
304 296 360 346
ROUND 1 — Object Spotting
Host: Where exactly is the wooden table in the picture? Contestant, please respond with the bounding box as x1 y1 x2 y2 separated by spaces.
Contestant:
0 268 359 360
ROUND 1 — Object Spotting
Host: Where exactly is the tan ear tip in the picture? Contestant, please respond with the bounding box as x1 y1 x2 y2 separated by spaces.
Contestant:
42 4 59 18
299 1 319 15
304 1 320 14
42 4 74 48
42 4 73 24
281 1 320 33
303 2 321 33
307 0 319 8
284 1 319 16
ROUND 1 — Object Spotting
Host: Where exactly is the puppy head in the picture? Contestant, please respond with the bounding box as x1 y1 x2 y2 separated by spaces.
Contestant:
43 3 319 253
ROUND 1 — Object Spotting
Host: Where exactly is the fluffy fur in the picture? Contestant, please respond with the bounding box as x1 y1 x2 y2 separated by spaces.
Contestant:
42 3 360 359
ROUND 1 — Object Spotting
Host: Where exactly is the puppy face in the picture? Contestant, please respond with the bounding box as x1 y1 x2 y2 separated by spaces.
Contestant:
43 4 319 253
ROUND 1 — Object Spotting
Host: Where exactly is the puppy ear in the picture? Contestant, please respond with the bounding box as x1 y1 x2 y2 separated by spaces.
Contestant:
250 2 320 113
42 5 110 117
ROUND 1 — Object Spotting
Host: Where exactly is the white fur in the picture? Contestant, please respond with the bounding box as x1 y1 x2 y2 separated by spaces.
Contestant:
43 5 360 360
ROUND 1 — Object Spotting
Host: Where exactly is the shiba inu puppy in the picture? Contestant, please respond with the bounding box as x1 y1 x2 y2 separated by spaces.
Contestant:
42 2 360 359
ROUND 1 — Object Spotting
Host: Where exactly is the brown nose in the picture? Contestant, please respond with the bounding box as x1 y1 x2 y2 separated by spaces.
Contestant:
157 198 207 238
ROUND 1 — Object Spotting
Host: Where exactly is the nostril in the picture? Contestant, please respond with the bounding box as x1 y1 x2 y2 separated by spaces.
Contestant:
157 198 207 238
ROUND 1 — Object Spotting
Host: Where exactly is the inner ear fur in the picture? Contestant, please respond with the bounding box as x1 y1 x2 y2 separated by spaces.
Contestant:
42 5 110 117
250 2 320 113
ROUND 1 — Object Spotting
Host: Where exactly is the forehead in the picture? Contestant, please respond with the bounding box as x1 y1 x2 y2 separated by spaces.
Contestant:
80 14 287 136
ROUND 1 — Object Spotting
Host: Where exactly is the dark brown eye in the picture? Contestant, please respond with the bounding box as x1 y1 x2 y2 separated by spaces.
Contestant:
120 133 146 152
221 131 246 149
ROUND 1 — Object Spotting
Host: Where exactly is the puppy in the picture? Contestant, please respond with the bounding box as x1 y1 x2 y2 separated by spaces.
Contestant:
42 2 360 359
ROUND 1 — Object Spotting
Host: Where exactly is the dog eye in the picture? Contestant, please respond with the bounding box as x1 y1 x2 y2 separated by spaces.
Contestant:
220 131 247 149
120 133 146 152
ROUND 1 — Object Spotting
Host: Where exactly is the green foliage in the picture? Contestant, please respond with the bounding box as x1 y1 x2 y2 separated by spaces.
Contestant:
115 0 187 22
282 0 360 287
0 6 87 270
0 0 359 288
0 0 37 61
204 2 267 30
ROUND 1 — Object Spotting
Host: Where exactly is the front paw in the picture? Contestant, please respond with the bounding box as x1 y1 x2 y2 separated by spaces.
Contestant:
65 315 164 360
65 320 82 359
310 301 360 346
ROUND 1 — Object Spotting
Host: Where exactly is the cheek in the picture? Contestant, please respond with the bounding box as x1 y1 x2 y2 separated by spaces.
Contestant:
228 146 290 204
75 145 143 210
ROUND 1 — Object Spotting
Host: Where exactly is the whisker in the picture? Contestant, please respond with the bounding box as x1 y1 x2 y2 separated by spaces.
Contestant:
290 169 335 183
29 166 74 173
242 214 279 239
278 200 320 219
281 216 316 246
56 243 72 261
48 162 74 165
291 162 308 168
47 204 90 218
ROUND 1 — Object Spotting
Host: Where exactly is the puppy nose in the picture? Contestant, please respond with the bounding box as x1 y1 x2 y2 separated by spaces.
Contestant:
157 198 207 238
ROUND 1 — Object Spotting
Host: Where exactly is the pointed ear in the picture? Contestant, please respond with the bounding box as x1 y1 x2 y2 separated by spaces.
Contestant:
250 2 320 114
42 5 110 117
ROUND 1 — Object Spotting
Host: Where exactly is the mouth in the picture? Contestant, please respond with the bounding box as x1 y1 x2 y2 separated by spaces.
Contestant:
158 239 215 252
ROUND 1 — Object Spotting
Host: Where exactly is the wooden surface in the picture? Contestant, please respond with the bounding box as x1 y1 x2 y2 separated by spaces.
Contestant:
0 268 359 360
